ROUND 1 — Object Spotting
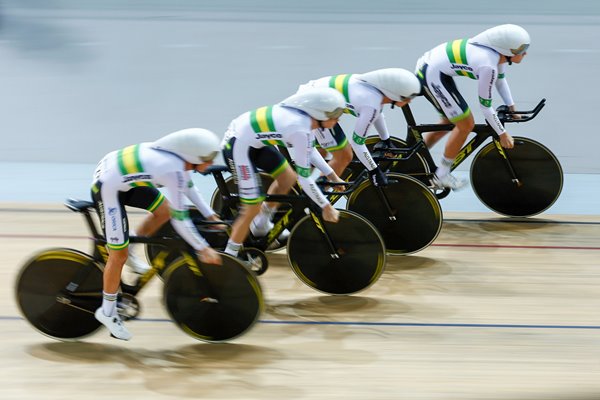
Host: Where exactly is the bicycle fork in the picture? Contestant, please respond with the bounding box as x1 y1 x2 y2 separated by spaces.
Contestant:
375 186 397 221
309 212 341 259
493 139 523 187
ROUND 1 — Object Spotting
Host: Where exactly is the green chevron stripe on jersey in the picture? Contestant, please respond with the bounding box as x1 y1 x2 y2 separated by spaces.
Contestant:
446 39 477 80
117 145 154 188
250 106 284 146
329 74 357 116
250 106 276 133
329 74 351 102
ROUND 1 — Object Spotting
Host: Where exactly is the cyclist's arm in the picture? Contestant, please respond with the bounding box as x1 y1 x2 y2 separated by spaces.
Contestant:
182 172 218 218
477 66 507 135
288 132 330 208
309 146 334 177
164 172 210 251
349 105 379 171
372 112 391 141
495 63 515 106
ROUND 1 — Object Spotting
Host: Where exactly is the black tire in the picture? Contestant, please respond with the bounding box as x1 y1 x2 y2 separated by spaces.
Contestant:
287 210 386 295
347 173 442 255
470 137 563 217
347 135 430 180
163 252 263 342
209 173 295 252
15 249 103 340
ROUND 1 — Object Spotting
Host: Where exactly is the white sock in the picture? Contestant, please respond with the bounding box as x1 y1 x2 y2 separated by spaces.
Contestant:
224 240 242 257
253 204 276 227
102 291 118 317
436 157 454 178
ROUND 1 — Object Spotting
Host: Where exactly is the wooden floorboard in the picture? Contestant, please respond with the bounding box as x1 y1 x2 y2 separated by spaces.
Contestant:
1 204 599 399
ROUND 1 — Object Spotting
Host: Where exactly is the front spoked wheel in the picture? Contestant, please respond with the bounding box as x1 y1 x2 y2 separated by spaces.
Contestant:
470 137 563 217
347 173 442 254
287 210 386 295
15 248 103 340
163 253 263 342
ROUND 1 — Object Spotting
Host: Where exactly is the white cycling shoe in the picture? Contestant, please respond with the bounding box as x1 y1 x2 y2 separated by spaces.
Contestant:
95 307 132 341
431 173 468 191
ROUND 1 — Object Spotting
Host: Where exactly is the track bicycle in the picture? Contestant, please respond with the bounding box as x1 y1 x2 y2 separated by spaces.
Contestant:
15 198 263 342
210 151 442 255
353 99 563 217
206 165 387 295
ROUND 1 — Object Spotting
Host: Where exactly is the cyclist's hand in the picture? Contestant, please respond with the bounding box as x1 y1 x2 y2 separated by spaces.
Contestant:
499 132 514 149
326 172 346 192
322 204 339 223
508 105 522 120
368 167 388 187
198 247 222 265
205 214 228 231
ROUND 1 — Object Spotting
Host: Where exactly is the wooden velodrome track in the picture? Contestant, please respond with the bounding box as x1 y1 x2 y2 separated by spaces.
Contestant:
1 203 599 400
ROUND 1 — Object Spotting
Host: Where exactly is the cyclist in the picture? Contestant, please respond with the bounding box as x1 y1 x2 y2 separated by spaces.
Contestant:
296 68 421 183
415 24 530 190
221 87 345 257
91 128 222 340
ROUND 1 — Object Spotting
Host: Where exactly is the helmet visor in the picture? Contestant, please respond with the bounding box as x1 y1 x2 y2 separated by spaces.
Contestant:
399 93 419 101
324 107 345 120
510 43 529 55
200 150 219 163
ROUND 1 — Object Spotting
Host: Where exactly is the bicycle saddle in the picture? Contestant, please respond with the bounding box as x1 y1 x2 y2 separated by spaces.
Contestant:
64 198 95 213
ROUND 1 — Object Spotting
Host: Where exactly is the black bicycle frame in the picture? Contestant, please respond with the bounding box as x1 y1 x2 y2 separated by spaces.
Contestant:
64 199 199 299
400 99 546 176
206 166 343 257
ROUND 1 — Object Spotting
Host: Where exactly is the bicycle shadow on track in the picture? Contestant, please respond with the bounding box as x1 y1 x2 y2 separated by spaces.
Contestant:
266 295 386 320
439 218 585 245
27 341 299 398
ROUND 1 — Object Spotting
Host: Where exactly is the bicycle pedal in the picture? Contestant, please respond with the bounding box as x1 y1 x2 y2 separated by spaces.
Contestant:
200 296 219 303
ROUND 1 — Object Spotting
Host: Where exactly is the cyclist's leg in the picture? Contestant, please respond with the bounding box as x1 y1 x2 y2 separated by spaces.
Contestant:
226 202 262 256
222 139 267 256
417 64 451 149
91 181 133 340
128 188 170 237
424 116 450 149
419 64 473 189
251 147 295 235
121 187 169 273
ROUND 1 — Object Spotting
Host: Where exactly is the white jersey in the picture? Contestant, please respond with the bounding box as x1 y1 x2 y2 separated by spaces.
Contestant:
299 74 391 171
93 143 213 251
417 38 515 134
223 104 330 207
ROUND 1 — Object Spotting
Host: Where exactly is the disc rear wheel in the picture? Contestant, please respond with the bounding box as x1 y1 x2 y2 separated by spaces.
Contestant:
15 249 103 340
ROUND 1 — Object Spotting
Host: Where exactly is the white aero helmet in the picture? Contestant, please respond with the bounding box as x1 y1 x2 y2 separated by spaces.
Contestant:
356 68 421 102
470 24 530 57
280 87 346 121
152 128 220 164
